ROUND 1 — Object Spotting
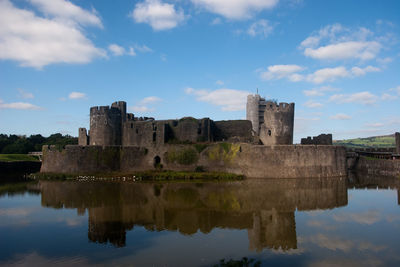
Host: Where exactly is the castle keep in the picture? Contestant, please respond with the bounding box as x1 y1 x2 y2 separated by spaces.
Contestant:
41 95 347 178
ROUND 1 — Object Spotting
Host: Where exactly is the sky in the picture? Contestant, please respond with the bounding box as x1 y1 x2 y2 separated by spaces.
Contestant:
0 0 399 142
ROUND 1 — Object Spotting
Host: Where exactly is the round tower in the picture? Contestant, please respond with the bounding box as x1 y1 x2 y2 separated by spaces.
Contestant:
259 102 294 145
246 94 261 135
89 105 122 146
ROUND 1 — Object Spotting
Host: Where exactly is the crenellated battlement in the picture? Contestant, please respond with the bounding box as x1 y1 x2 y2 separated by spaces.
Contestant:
263 101 294 112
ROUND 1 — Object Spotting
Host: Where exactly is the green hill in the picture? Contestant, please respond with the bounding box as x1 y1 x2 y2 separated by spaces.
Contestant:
333 134 395 148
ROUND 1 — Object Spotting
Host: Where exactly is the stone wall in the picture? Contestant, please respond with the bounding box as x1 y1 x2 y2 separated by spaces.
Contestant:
396 132 400 154
212 120 253 142
355 156 400 177
301 134 332 145
122 121 166 147
41 144 347 178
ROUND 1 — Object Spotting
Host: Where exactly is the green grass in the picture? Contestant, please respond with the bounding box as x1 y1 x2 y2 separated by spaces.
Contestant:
0 154 40 162
333 135 395 148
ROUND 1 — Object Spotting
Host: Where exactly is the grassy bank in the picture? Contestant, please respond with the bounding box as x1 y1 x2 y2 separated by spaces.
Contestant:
0 154 40 162
333 134 395 148
29 170 244 182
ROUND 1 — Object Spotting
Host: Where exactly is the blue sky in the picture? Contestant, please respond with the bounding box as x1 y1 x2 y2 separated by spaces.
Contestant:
0 0 399 142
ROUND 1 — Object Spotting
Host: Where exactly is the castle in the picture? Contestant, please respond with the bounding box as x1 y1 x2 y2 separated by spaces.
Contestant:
41 94 347 178
79 95 295 147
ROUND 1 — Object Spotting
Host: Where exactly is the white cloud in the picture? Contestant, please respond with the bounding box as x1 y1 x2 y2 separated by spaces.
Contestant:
304 41 381 61
130 105 153 112
129 96 162 113
381 93 397 101
132 0 185 31
247 19 273 38
28 0 103 27
329 91 378 105
300 24 383 61
351 65 380 76
306 66 349 84
365 122 384 128
108 44 138 57
191 0 279 20
261 64 379 84
185 87 250 111
260 64 304 81
390 85 400 95
17 88 34 99
303 86 338 97
141 96 162 104
108 44 125 56
0 0 106 68
134 44 153 53
304 100 323 108
330 113 352 120
68 92 86 99
0 99 42 110
376 57 393 64
216 80 224 85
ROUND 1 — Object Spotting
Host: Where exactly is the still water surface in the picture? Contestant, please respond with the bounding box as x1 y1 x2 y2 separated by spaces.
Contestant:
0 175 399 266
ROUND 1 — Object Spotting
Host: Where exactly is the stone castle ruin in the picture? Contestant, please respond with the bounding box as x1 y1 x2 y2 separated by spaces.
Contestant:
80 94 300 147
41 94 347 178
79 101 254 147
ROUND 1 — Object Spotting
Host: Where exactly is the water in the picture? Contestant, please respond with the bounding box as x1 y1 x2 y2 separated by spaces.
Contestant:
0 175 399 266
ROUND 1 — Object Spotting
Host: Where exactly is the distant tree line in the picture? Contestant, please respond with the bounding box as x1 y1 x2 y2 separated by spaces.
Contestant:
0 133 78 154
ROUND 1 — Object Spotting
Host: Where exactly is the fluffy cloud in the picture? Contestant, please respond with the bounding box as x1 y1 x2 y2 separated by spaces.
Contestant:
329 91 378 105
28 0 103 27
351 66 380 76
141 96 162 104
260 64 304 81
303 86 338 97
185 87 249 111
300 24 382 61
132 0 185 31
0 0 106 69
306 66 349 84
130 105 153 113
129 96 162 113
0 99 42 110
247 19 274 38
330 113 352 120
191 0 279 20
261 64 380 84
68 92 86 99
304 41 381 61
17 88 34 99
304 100 323 108
108 44 136 56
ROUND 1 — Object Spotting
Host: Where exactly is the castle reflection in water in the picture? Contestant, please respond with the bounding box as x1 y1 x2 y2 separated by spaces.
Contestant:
38 176 399 251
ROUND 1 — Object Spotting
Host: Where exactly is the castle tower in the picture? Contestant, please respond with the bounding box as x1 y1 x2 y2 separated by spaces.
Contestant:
247 94 294 145
78 128 89 146
395 132 400 154
89 101 126 146
260 101 294 145
246 94 262 135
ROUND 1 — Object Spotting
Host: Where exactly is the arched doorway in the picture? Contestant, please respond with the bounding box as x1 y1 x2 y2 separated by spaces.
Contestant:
154 156 162 169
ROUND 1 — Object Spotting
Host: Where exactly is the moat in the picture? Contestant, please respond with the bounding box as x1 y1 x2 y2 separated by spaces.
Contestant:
1 175 399 266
